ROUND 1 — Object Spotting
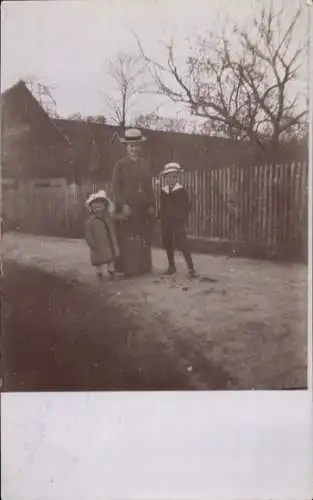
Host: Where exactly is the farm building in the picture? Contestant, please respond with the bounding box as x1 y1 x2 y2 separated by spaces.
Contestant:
1 80 307 188
1 81 74 187
53 117 256 181
1 80 253 187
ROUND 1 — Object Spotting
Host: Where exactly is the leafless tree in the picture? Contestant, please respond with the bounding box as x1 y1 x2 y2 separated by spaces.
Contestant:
136 3 307 156
102 52 148 130
134 113 192 133
68 113 84 121
86 115 107 124
67 113 107 124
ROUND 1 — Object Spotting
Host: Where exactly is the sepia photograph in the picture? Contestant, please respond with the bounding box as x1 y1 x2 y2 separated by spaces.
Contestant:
1 0 310 393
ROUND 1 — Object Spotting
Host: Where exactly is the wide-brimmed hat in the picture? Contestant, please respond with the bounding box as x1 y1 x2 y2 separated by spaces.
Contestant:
86 190 108 206
119 128 147 143
86 190 115 215
160 162 183 176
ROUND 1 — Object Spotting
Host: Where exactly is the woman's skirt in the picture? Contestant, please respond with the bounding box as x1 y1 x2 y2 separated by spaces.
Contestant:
114 214 153 276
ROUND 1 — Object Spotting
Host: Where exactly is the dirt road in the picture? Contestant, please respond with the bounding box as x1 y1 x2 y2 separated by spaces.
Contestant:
1 232 308 390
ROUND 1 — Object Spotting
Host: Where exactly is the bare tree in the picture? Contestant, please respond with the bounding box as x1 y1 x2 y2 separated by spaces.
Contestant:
68 113 84 121
102 52 148 130
136 3 307 155
67 113 107 124
134 113 191 133
86 115 107 124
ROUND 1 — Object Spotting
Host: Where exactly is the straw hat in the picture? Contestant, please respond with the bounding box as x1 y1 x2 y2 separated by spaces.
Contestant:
119 128 147 143
160 162 183 176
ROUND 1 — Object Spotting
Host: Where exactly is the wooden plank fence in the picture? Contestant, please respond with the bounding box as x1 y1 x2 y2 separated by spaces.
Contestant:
2 162 308 261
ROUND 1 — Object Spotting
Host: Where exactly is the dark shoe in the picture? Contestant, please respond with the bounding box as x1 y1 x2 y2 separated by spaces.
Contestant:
163 265 176 275
108 271 116 281
188 269 199 278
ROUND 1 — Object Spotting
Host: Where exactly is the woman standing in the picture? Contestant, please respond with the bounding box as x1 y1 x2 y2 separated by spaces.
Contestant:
111 128 155 276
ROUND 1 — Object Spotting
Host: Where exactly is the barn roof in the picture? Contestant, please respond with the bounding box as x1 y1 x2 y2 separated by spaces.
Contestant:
1 80 72 146
54 118 254 174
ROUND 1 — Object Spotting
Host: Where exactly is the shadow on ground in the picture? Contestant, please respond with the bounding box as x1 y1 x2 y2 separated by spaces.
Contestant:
1 262 234 391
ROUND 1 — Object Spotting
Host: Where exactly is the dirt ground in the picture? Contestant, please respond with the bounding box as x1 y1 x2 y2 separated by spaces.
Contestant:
1 232 308 390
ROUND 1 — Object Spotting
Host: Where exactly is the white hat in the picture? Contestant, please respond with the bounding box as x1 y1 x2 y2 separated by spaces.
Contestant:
86 190 108 207
119 128 147 143
86 190 115 214
160 162 183 175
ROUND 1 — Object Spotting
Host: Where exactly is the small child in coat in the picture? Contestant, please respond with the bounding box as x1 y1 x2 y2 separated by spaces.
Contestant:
85 190 120 281
158 162 198 278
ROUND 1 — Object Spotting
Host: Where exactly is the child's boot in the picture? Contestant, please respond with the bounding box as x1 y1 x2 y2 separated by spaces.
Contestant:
163 264 176 275
96 271 103 281
182 251 199 278
107 263 116 280
164 248 176 275
164 248 176 276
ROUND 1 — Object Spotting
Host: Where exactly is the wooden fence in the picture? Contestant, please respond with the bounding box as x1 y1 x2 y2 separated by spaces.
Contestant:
2 162 308 262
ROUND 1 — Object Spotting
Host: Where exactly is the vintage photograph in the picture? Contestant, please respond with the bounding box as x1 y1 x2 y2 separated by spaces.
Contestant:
1 0 309 391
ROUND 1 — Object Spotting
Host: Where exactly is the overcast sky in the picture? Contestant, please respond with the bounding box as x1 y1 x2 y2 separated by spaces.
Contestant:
1 0 309 122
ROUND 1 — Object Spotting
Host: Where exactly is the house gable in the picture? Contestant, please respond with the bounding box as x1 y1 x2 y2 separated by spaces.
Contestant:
1 80 73 180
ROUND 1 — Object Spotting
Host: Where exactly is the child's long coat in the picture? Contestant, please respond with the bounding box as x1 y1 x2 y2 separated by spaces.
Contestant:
85 215 120 266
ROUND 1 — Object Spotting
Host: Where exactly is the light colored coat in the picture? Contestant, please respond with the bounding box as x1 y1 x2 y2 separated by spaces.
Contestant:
85 215 119 266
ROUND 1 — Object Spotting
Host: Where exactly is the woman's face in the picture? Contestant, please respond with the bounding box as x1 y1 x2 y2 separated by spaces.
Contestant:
126 142 141 160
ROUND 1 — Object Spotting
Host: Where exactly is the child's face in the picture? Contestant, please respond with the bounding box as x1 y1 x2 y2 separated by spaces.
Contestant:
90 200 108 217
166 173 179 188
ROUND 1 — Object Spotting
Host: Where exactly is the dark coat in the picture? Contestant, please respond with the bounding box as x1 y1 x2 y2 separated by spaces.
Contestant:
159 184 191 224
111 156 154 216
85 215 119 266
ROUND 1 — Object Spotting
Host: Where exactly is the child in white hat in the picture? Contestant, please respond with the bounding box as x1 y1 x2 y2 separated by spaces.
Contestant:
158 163 198 278
85 190 120 281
